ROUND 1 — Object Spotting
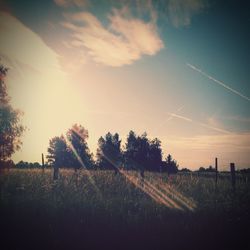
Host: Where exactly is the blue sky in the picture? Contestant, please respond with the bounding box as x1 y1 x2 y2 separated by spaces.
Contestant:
0 0 249 169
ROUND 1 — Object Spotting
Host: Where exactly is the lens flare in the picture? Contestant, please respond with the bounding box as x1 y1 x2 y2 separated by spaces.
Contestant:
64 135 101 196
101 151 196 211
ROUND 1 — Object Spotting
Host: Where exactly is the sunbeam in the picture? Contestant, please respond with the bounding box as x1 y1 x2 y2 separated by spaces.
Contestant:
64 135 101 196
100 150 196 211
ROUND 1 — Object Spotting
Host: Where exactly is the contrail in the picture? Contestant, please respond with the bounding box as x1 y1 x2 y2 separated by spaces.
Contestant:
198 122 231 134
186 63 250 102
168 112 192 122
152 105 184 134
169 112 231 134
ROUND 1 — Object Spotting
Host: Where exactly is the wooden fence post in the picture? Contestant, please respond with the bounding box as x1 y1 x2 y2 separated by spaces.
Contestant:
230 163 236 190
140 169 144 179
215 157 218 185
42 153 45 172
53 166 59 181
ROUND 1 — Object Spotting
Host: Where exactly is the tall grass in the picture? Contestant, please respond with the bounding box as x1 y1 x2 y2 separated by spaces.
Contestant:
1 168 249 216
0 168 250 249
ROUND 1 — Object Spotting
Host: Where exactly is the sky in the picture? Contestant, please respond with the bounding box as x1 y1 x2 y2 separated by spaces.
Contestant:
0 0 249 170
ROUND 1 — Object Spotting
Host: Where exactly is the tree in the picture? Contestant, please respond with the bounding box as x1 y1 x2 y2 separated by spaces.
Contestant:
123 131 162 173
66 124 94 170
198 166 215 172
180 168 191 172
147 138 162 172
198 167 206 172
161 154 178 174
15 161 42 168
123 130 138 170
47 135 73 168
0 63 24 164
47 135 75 180
96 132 122 174
47 124 93 172
206 165 215 172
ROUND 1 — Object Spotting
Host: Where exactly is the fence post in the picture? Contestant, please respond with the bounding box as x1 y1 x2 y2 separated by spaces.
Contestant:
42 153 45 172
140 168 144 188
230 163 236 190
215 157 218 185
53 167 59 180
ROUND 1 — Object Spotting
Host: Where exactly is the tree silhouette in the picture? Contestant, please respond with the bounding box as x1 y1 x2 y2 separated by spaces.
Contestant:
47 124 93 172
180 167 191 172
16 161 42 168
47 135 74 179
47 136 73 168
0 63 24 165
124 131 162 173
96 132 122 174
198 166 215 172
123 130 138 170
66 124 94 170
161 154 179 174
147 137 162 171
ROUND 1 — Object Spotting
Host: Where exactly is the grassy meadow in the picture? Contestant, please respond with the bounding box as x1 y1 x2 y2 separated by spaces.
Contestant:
0 168 250 250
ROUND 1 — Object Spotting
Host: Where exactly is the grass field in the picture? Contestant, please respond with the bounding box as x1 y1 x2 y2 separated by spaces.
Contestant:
0 168 250 250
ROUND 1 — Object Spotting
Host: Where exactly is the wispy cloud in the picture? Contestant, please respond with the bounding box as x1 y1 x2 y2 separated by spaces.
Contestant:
167 133 250 153
62 6 164 67
187 63 250 102
223 115 250 123
167 0 206 27
54 0 88 8
0 12 61 73
158 131 250 169
198 122 232 134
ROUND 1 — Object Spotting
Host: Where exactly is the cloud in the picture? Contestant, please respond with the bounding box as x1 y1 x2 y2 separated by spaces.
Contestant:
223 116 250 123
167 0 206 27
167 133 250 153
54 0 88 8
0 12 61 73
62 7 164 67
165 133 250 169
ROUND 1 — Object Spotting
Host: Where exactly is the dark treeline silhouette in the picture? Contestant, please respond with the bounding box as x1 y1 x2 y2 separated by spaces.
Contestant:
179 167 192 172
123 131 162 173
161 154 179 174
46 126 179 174
96 132 122 174
239 168 250 174
198 166 216 172
15 161 47 169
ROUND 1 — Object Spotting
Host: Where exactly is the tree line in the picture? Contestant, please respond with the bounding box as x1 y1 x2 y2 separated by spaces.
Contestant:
46 124 179 175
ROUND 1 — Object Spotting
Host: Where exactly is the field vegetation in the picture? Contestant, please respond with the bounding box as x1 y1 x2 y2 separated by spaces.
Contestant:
1 168 249 249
